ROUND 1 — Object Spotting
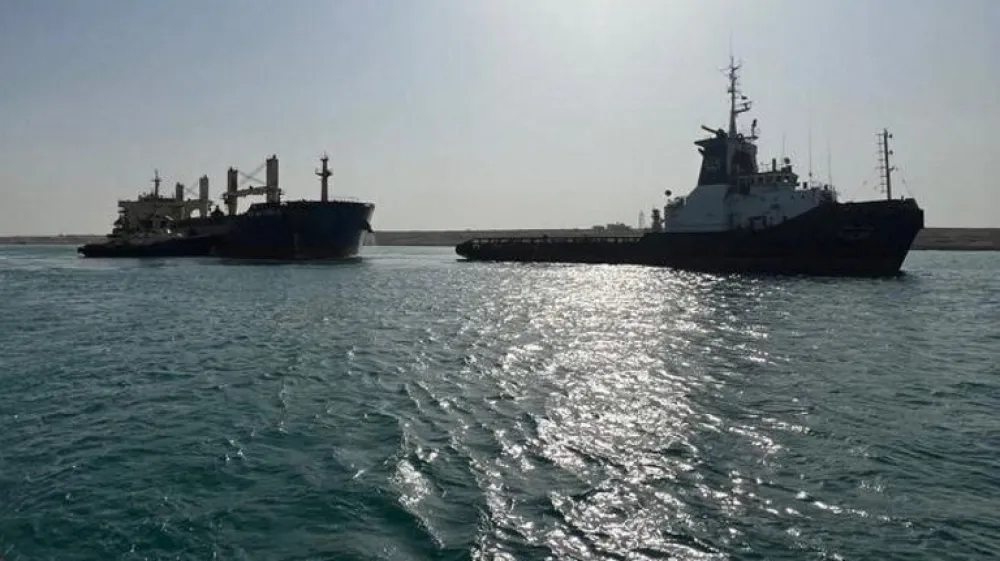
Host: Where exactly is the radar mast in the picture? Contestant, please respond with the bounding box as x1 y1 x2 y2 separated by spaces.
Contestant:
724 57 753 177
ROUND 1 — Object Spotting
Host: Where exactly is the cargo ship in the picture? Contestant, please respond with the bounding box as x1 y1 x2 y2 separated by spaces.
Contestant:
456 59 925 277
211 155 375 260
78 154 374 261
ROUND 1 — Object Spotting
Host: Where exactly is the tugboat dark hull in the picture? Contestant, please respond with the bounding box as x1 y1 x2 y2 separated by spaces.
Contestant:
456 199 924 277
213 200 374 260
77 234 221 258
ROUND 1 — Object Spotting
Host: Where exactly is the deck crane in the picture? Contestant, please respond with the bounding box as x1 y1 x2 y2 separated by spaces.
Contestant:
221 155 282 216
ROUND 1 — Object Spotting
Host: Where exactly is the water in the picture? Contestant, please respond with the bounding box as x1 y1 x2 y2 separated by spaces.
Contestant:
0 245 997 560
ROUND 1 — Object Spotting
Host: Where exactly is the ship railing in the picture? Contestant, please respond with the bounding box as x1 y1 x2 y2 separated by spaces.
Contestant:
284 197 372 205
465 235 642 246
331 197 375 206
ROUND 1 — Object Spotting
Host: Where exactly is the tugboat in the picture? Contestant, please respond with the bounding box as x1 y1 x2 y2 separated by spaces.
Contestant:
76 217 220 258
211 155 375 260
455 58 925 277
78 171 230 258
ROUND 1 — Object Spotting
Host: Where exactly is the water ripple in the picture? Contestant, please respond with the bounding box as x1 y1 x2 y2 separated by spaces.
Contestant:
0 246 997 560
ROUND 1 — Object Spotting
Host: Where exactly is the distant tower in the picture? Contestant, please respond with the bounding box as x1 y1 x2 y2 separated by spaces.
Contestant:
638 210 645 230
316 154 332 202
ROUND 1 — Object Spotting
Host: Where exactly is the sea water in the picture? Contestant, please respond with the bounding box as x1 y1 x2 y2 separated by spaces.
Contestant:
0 245 997 560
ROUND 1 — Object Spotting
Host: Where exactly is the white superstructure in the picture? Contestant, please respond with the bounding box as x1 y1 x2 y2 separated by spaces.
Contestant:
112 170 215 235
657 59 837 234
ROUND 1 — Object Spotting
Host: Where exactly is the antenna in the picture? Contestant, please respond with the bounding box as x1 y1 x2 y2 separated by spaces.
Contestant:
808 123 813 184
826 136 833 187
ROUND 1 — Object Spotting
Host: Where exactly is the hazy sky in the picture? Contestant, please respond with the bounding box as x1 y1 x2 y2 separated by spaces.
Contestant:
1 0 997 234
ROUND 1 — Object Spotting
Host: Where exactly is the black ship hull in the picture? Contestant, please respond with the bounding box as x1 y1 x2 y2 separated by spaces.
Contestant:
77 234 220 258
212 200 375 260
456 199 924 277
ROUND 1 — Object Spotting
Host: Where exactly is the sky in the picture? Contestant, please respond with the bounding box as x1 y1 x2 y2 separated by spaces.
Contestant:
0 0 997 235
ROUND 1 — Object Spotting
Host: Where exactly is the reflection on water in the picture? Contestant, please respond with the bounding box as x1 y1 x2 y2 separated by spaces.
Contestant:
439 266 769 559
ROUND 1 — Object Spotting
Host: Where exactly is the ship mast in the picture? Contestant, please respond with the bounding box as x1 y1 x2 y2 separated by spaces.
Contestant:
725 56 752 178
152 169 161 197
727 58 740 139
316 154 332 202
878 129 895 200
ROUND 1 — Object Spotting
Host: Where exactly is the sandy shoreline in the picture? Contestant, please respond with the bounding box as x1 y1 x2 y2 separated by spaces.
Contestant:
2 227 998 251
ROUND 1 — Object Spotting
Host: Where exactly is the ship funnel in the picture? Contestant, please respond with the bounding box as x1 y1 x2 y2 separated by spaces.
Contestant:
175 182 184 201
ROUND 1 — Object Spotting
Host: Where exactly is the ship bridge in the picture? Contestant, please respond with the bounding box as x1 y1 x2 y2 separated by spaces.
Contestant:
654 58 839 234
694 128 759 186
114 171 213 235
